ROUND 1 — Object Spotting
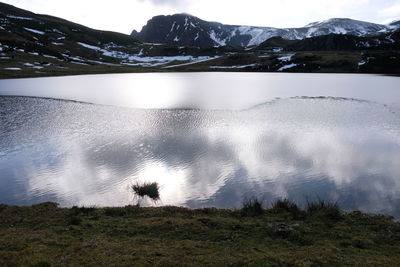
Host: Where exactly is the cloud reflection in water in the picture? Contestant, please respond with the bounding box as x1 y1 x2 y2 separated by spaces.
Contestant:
0 96 399 217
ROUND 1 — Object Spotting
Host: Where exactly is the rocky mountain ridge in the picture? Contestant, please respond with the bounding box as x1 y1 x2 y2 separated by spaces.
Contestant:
132 14 399 48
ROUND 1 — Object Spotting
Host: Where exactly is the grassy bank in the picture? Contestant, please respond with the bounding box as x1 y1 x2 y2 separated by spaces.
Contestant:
0 201 399 266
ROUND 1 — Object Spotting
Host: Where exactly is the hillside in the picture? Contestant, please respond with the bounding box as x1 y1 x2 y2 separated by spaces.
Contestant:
257 31 400 51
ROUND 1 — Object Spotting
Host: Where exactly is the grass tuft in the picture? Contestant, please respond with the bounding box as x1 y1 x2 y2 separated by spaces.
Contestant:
66 215 82 226
306 198 342 221
271 198 299 213
104 207 128 217
132 182 160 201
271 198 304 219
241 197 264 216
70 206 96 216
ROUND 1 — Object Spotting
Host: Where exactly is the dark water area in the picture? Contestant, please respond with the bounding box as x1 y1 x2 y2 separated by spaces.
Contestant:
0 73 399 217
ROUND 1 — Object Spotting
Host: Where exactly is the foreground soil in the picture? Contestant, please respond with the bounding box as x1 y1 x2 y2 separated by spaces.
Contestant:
0 203 399 266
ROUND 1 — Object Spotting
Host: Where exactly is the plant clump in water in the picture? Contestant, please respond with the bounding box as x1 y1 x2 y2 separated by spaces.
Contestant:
132 182 160 203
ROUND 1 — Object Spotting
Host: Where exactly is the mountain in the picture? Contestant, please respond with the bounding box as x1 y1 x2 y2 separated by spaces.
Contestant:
0 2 143 64
390 20 400 28
257 30 400 51
132 14 394 48
0 2 241 78
1 2 399 78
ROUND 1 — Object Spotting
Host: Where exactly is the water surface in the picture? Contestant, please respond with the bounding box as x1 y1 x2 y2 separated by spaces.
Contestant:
0 73 399 217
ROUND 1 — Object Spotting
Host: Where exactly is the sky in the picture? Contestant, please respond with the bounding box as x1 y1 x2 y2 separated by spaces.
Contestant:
2 0 400 34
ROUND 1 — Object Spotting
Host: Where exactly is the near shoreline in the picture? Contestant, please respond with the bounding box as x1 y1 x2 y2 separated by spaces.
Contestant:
1 202 399 266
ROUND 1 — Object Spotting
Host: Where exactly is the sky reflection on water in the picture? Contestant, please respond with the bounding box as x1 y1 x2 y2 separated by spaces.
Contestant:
0 94 399 217
1 73 400 109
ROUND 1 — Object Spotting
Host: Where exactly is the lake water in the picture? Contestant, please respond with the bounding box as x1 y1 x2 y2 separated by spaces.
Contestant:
0 73 400 217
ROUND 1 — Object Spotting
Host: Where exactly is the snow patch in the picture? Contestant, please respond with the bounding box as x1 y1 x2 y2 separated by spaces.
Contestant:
86 60 121 66
78 42 101 50
278 63 298 71
170 22 176 32
278 54 295 62
71 61 89 65
209 64 257 69
52 29 64 35
43 55 58 59
7 15 33 20
121 62 166 67
358 60 366 66
163 56 220 68
23 27 45 35
306 27 317 38
209 30 226 46
4 67 22 70
333 26 347 34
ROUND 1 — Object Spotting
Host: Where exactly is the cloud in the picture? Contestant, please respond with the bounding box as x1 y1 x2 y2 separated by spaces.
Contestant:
381 17 400 24
138 0 191 8
379 4 400 17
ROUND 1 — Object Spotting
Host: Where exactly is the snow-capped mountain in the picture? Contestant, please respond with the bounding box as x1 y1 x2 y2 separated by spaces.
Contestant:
390 19 400 28
132 14 394 47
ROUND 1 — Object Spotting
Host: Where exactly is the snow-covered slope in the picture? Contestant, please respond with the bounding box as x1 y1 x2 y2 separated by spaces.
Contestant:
132 15 394 47
390 20 400 29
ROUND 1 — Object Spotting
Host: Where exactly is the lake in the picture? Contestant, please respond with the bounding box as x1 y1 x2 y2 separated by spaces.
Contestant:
0 73 400 217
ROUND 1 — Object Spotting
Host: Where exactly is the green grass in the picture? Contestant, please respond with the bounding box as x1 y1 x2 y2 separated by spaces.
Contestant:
0 201 399 266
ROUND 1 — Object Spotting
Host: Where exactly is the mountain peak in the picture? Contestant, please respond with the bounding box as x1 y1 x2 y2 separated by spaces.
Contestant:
132 15 394 48
305 18 375 27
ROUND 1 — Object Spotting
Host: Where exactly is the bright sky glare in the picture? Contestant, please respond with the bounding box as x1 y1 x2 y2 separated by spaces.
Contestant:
2 0 400 34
